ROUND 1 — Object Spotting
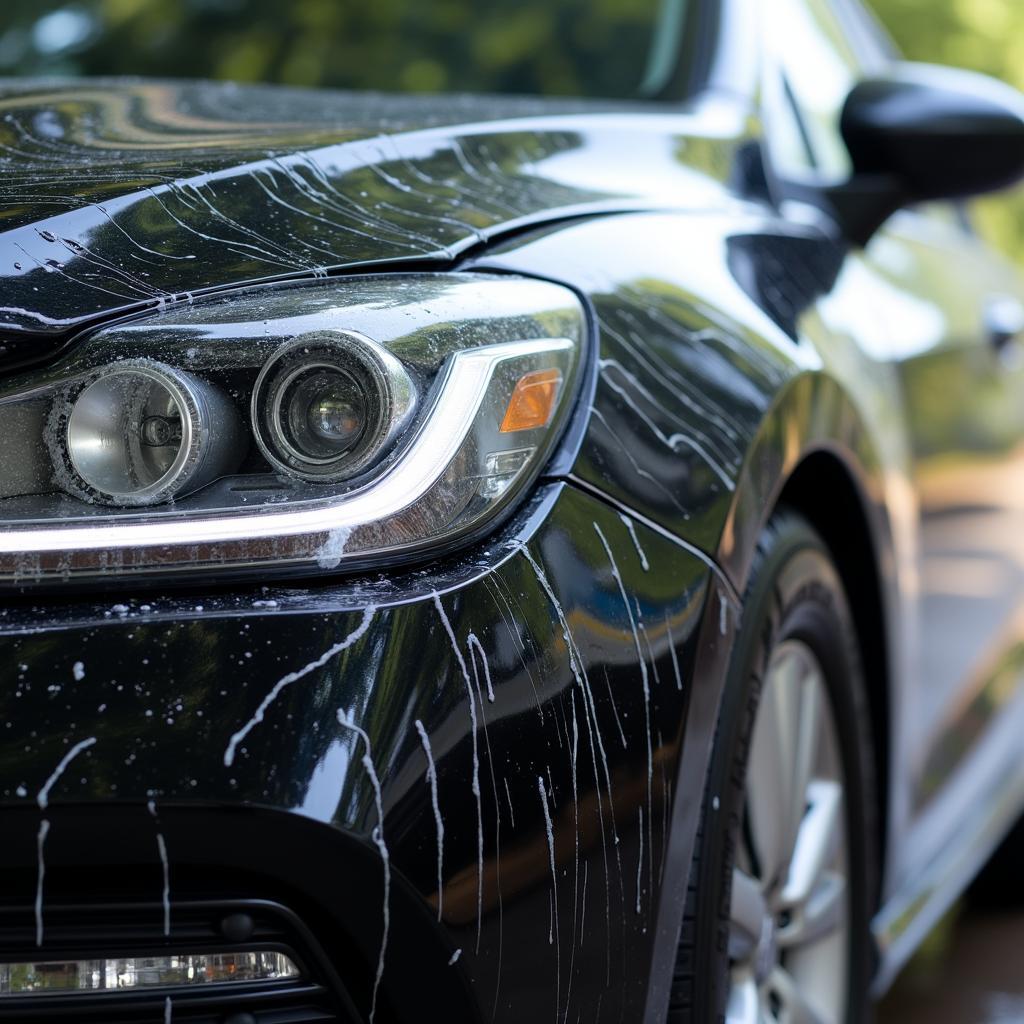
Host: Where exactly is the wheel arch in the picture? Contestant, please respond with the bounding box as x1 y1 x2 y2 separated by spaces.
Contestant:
776 449 891 902
717 370 905 910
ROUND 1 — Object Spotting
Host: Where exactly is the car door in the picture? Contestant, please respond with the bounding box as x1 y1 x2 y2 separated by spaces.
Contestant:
761 0 1024 898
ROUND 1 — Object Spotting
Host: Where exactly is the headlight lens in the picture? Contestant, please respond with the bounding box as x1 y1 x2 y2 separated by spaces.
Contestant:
252 330 416 482
0 273 585 583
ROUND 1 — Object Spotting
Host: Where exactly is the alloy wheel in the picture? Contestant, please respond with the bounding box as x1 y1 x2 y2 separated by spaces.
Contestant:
725 639 850 1024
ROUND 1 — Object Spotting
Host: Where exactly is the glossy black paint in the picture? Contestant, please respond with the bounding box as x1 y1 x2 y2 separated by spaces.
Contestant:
473 212 816 557
0 79 747 340
470 165 1024 986
4 4 1024 1019
0 482 726 1022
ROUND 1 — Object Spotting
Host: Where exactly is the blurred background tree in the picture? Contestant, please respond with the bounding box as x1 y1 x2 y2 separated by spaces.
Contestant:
865 0 1024 88
3 0 1023 97
0 0 1023 256
0 0 670 100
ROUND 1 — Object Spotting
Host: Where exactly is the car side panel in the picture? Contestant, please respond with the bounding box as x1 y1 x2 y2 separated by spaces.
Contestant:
858 210 1024 979
471 212 907 607
869 212 1024 808
470 210 914 1015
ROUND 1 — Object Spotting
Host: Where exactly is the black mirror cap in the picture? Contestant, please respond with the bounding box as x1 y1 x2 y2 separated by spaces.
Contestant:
841 62 1024 203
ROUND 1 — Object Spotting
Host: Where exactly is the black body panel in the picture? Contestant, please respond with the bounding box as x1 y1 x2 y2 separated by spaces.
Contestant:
0 482 727 1022
5 1 1024 1009
0 80 744 339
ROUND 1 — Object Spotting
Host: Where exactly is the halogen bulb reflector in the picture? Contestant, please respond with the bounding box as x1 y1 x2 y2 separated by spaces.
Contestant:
67 369 188 498
51 361 243 507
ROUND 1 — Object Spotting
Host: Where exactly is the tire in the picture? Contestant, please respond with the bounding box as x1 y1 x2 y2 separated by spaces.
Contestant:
669 512 877 1023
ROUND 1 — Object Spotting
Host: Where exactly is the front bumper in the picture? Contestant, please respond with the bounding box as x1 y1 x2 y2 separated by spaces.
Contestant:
0 481 719 1023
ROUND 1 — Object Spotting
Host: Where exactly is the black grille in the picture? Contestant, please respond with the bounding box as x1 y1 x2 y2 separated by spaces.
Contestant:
0 899 361 1023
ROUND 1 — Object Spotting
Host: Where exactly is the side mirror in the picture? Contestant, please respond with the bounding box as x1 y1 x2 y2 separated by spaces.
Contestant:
826 63 1024 245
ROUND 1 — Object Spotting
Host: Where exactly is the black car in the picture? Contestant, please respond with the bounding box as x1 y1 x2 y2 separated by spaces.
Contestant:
4 0 1024 1021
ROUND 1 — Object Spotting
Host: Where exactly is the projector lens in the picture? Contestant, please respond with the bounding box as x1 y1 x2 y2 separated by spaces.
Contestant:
282 367 368 462
253 330 416 483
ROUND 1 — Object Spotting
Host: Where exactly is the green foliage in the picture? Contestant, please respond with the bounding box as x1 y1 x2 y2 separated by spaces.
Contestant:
0 0 663 100
3 1 1022 99
2 0 1024 259
865 0 1024 90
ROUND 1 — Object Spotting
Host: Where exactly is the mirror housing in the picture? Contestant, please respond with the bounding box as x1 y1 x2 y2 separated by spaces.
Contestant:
826 63 1024 245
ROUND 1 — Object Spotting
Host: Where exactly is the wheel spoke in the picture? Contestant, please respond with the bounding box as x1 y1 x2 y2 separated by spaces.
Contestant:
726 638 851 1024
729 867 767 962
725 974 761 1024
747 644 820 888
779 870 846 948
780 780 843 911
747 656 800 885
769 965 830 1024
790 662 823 860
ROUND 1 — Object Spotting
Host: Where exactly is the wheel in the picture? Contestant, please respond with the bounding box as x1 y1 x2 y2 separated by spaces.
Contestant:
669 512 877 1023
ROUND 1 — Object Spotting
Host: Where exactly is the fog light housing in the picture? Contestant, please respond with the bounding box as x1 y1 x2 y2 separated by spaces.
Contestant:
48 360 244 507
252 330 416 483
0 950 300 995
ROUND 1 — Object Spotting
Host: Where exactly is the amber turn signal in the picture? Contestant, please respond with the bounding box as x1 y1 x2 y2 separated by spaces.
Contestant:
499 368 563 433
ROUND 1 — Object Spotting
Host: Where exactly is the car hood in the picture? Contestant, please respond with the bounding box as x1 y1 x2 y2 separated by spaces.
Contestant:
0 78 745 342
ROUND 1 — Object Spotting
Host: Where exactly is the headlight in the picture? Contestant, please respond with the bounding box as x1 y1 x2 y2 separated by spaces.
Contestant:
0 274 585 583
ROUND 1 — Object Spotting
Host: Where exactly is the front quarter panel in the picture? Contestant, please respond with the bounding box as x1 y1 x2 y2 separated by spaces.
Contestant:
472 210 916 1012
471 212 904 572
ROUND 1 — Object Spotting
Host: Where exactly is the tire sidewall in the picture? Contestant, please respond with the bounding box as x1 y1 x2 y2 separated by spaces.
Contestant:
687 515 877 1023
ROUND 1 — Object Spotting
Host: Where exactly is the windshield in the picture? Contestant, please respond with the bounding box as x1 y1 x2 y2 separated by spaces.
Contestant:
1 0 692 101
